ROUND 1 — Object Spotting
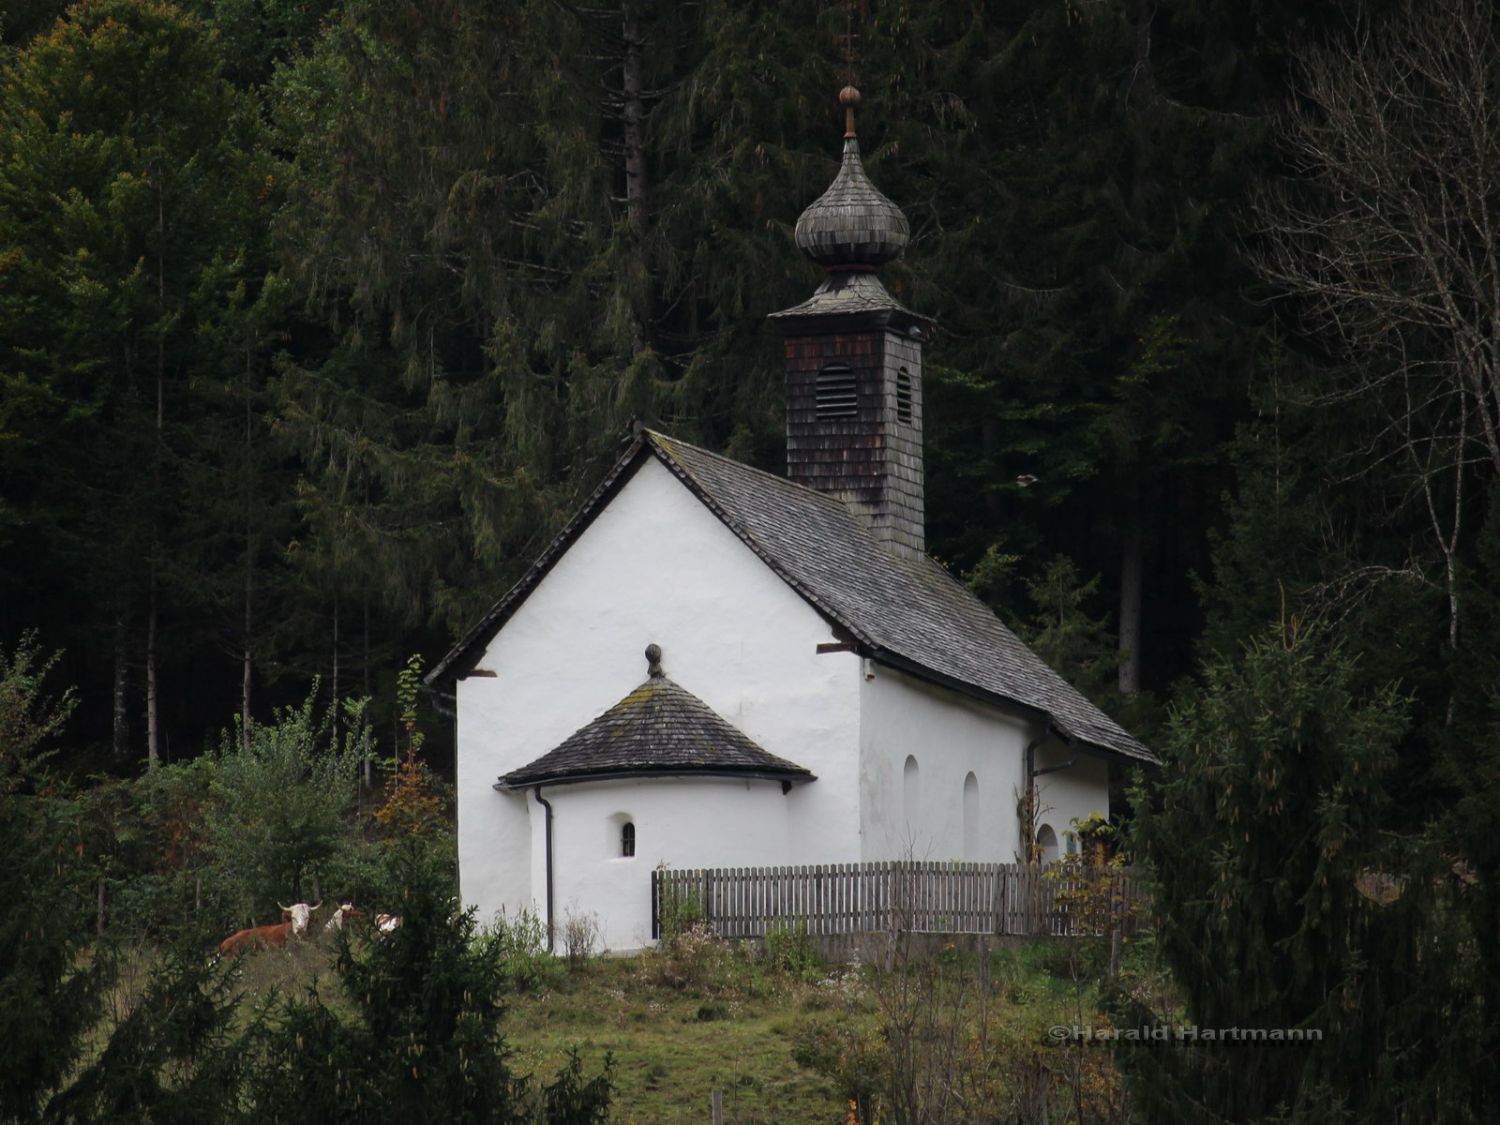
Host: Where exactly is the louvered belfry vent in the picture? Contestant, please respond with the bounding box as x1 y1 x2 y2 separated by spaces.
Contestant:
768 85 932 560
815 364 858 419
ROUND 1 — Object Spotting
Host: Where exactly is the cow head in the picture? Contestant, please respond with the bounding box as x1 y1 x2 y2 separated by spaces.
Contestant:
276 901 321 935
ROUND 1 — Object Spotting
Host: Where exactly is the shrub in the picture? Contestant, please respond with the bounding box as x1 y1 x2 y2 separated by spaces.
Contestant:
251 847 610 1123
763 921 820 979
476 908 565 994
561 908 600 970
637 923 747 994
654 873 703 941
207 690 362 920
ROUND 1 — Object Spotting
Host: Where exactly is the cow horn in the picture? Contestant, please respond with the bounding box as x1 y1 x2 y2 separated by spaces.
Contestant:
311 901 323 912
277 902 290 912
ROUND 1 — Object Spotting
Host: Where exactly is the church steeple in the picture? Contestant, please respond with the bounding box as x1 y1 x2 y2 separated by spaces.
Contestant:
770 86 931 561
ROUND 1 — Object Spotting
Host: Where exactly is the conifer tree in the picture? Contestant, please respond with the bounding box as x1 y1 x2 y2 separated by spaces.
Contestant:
1122 621 1485 1120
0 0 281 762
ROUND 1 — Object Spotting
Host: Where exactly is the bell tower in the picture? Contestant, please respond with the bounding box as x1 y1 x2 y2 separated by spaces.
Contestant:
769 86 932 560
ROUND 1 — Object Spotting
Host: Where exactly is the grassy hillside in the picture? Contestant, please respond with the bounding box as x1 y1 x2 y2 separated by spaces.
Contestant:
203 922 1153 1124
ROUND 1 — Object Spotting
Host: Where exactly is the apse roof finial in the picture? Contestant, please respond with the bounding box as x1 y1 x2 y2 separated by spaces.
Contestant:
839 84 861 139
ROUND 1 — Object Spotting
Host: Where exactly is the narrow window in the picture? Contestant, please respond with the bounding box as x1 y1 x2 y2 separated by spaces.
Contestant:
1036 824 1059 865
902 755 920 823
963 772 979 860
896 367 913 424
815 363 858 420
621 821 636 858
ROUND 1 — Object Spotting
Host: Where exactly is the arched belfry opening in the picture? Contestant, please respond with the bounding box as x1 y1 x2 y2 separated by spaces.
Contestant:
769 85 932 560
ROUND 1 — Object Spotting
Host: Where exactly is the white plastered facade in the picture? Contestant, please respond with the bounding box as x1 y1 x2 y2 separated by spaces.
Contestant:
455 457 1112 950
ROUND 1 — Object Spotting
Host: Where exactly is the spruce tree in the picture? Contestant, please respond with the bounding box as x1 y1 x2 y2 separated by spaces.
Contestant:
1122 621 1484 1120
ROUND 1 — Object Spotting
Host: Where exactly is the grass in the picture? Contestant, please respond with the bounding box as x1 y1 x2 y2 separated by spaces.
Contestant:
503 955 851 1124
91 924 1146 1124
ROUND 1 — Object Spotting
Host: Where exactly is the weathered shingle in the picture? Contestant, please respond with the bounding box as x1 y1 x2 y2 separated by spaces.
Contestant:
646 434 1155 764
430 431 1156 766
793 137 910 268
497 674 814 789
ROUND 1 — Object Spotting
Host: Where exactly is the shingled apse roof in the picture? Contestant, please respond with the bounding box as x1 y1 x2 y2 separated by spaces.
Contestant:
430 431 1155 766
497 667 814 789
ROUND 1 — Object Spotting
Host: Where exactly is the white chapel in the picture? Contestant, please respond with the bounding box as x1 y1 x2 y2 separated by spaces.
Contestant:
428 88 1153 951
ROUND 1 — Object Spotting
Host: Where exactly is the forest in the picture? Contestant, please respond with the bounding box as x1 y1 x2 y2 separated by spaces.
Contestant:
2 0 1499 1121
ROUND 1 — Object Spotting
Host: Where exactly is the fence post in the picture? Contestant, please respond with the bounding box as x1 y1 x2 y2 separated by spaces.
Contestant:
710 1087 724 1125
651 868 660 941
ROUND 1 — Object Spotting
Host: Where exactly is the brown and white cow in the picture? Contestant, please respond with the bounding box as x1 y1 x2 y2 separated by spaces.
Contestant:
218 921 295 955
324 903 365 933
374 913 402 936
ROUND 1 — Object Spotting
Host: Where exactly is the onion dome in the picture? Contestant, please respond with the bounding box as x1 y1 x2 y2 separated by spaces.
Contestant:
793 86 910 270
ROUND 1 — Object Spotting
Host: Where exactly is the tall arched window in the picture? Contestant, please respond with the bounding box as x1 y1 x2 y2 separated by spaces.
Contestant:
620 821 636 858
902 755 920 823
1036 824 1059 865
962 772 979 860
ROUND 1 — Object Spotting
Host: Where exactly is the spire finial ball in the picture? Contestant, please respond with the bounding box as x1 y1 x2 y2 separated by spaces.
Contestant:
838 85 861 108
645 643 663 678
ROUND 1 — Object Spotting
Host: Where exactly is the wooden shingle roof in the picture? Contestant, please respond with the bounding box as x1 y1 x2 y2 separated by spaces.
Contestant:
495 670 814 789
429 430 1155 766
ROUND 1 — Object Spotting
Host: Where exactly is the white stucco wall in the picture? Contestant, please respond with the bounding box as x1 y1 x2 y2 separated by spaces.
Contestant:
858 666 1112 864
1034 740 1111 858
455 457 863 932
858 665 1032 863
541 776 794 950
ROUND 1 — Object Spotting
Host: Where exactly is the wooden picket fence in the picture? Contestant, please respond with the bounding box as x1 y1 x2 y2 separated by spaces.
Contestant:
651 860 1146 941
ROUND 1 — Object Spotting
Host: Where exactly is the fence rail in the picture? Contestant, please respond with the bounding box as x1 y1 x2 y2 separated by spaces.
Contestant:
651 861 1146 941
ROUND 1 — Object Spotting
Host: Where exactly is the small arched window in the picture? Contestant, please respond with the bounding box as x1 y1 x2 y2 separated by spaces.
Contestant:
620 821 636 858
815 363 858 420
896 367 913 424
962 772 979 860
902 755 920 822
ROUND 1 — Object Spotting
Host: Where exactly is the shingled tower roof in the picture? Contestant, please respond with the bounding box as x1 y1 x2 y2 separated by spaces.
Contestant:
495 645 816 790
793 86 910 270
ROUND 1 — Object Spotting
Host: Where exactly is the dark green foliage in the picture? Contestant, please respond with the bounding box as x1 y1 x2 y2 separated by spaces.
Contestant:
251 841 612 1123
1122 622 1486 1121
43 946 247 1125
206 692 361 914
0 638 101 1124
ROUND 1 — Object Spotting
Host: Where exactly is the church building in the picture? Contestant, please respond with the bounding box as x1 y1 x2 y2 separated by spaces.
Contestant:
427 87 1153 951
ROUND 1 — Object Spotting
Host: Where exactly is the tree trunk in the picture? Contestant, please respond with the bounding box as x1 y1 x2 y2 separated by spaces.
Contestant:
146 155 165 767
620 2 647 242
620 0 652 350
362 595 372 787
242 568 253 748
1118 513 1144 695
331 597 340 747
112 611 129 759
146 575 160 766
241 343 254 748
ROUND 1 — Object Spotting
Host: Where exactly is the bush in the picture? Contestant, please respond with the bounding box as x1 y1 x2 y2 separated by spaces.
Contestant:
476 908 565 995
654 875 703 941
763 922 820 979
251 847 610 1123
561 908 600 970
637 923 749 994
206 691 362 921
